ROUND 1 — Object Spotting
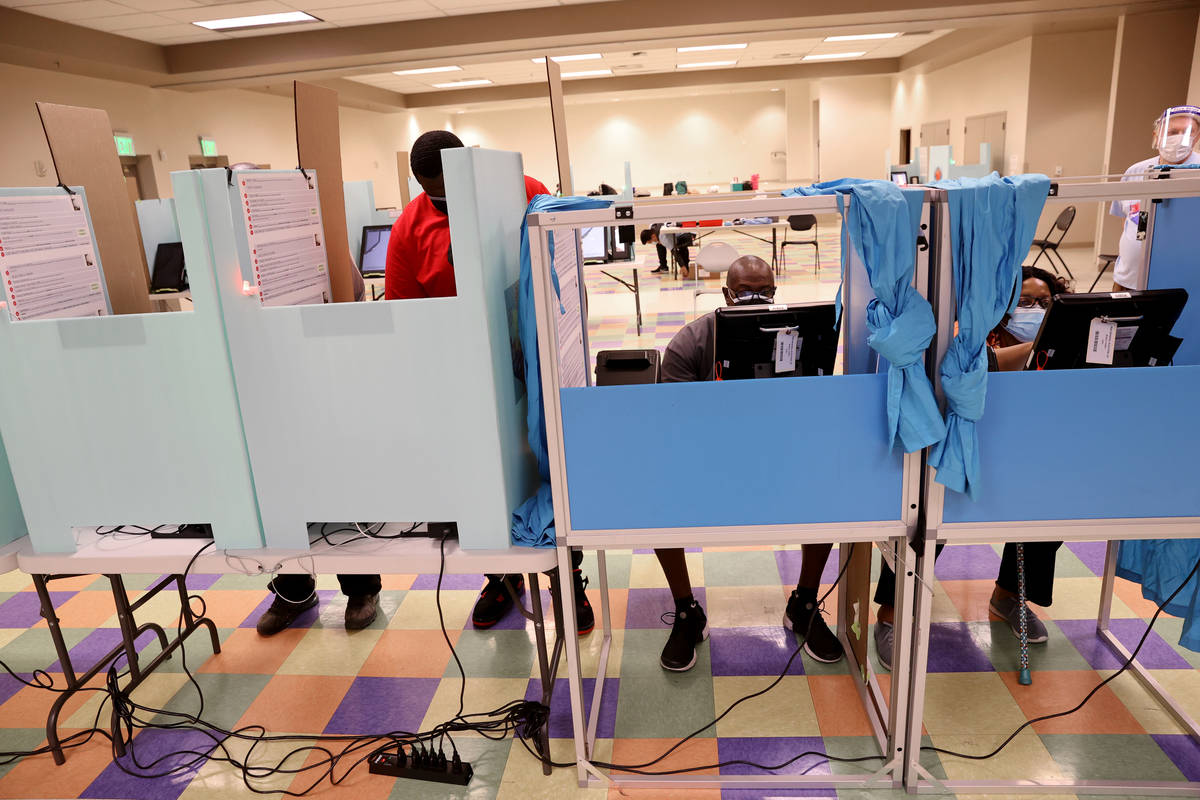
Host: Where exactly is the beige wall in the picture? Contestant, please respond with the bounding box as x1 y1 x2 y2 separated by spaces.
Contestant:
784 79 813 182
455 91 788 193
1025 28 1116 245
891 38 1032 175
1189 21 1200 106
0 62 428 209
813 75 892 180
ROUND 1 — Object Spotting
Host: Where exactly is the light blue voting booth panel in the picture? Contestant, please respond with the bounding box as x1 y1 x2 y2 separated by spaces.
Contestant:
135 198 180 275
561 374 904 530
1148 196 1200 366
343 181 396 261
181 153 537 549
0 431 27 548
943 366 1200 522
0 185 262 553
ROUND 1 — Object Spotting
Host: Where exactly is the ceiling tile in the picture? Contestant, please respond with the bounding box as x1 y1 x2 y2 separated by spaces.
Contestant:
20 0 134 20
114 0 201 10
79 10 174 28
117 21 220 39
306 0 439 21
160 0 293 22
431 0 554 10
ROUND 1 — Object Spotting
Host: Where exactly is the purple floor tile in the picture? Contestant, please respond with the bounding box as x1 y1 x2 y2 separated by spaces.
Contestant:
926 622 996 672
238 589 336 629
479 589 554 631
0 672 32 706
324 676 441 735
933 545 1002 580
723 789 837 800
525 677 618 738
1056 618 1191 670
710 626 804 677
82 728 215 800
0 591 75 628
156 573 221 591
410 573 486 590
1153 734 1200 781
1066 541 1109 576
625 588 707 629
48 627 161 674
773 550 842 586
717 736 831 781
633 547 702 554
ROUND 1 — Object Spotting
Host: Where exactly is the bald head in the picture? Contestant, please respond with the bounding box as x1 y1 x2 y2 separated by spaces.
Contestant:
723 255 775 306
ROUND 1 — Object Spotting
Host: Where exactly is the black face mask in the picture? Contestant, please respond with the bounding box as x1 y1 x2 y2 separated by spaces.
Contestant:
428 195 448 214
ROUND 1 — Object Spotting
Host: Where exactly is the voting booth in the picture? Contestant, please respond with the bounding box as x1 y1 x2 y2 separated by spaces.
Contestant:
903 175 1200 795
527 187 940 790
171 149 537 549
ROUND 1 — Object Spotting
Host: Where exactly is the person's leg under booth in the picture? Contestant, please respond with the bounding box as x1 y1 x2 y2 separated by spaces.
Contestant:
784 543 844 663
655 548 707 672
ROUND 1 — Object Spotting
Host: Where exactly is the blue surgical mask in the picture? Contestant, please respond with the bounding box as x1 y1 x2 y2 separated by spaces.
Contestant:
1004 306 1046 343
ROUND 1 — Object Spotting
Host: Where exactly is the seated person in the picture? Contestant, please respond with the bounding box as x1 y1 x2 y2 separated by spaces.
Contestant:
873 266 1070 668
654 255 844 671
640 224 695 277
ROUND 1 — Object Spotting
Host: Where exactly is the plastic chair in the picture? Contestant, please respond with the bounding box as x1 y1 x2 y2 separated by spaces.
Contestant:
1089 253 1118 292
1028 206 1076 279
780 214 820 272
693 242 739 318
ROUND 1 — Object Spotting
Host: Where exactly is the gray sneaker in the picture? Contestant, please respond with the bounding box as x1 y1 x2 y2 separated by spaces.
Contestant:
989 594 1049 643
874 621 894 671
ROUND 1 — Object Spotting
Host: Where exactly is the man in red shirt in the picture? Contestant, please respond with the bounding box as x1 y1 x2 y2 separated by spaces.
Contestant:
385 130 593 636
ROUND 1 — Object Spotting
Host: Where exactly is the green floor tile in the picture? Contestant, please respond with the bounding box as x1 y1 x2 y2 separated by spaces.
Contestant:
579 550 631 591
1152 616 1200 668
0 730 49 781
153 673 272 732
386 735 509 800
980 620 1093 672
1051 547 1103 579
208 573 276 591
613 673 716 738
0 627 91 673
617 629 706 678
703 550 781 587
444 630 535 679
1039 733 1185 783
138 627 236 674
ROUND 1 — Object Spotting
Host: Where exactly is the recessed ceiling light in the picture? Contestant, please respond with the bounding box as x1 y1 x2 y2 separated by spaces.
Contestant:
770 87 781 92
677 60 738 69
823 33 899 42
393 65 462 75
532 54 602 63
432 79 493 89
802 51 867 60
677 43 747 52
561 69 612 78
193 10 318 30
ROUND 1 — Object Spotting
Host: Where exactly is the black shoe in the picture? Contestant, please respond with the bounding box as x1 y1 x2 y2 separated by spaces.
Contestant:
472 574 523 629
255 592 318 637
659 600 708 672
784 590 844 663
650 266 669 274
344 592 379 630
573 569 595 636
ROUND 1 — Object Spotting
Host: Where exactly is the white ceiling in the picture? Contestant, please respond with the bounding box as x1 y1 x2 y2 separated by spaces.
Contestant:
0 0 615 45
348 30 950 95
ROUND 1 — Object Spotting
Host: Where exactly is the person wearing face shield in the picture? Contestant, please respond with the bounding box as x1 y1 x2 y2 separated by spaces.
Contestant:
871 265 1068 670
1109 105 1200 291
652 255 843 672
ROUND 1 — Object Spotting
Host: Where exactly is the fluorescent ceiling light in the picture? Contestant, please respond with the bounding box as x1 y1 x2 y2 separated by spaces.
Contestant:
823 32 899 42
193 10 318 30
802 51 867 60
677 60 737 69
532 54 602 63
561 69 612 78
432 79 493 88
677 43 747 52
393 65 462 75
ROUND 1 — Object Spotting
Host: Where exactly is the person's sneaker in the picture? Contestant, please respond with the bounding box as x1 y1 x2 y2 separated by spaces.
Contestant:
345 592 379 630
255 593 318 637
472 574 523 629
784 590 845 663
659 600 708 672
650 266 669 274
874 620 895 671
989 593 1049 643
573 568 595 636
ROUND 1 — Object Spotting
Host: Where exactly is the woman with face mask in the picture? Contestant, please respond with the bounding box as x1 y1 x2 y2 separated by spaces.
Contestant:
1109 105 1200 292
985 265 1070 369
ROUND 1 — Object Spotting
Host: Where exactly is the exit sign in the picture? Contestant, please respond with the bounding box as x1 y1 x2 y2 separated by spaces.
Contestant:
199 137 217 157
114 134 135 156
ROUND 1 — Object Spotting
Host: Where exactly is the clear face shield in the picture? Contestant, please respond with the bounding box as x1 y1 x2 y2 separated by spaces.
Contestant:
1154 106 1200 164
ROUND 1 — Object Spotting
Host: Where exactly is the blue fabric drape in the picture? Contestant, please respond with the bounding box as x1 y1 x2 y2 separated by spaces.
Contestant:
784 179 945 453
1117 539 1200 652
511 194 612 548
927 173 1049 498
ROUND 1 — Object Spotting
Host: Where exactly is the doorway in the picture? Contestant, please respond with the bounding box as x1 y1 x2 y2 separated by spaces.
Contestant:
899 128 912 165
964 111 1007 171
920 120 950 147
812 99 821 182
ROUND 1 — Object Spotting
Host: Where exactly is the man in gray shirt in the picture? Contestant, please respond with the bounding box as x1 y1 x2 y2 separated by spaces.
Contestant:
654 255 845 672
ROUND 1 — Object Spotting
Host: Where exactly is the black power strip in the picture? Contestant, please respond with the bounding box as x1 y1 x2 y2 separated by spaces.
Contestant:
368 746 472 785
150 524 214 540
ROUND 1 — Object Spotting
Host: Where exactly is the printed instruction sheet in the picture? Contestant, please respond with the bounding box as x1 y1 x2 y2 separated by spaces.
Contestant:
235 171 332 307
0 193 106 321
553 230 588 388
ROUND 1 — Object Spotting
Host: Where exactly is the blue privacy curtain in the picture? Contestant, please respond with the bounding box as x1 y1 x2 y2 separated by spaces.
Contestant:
512 194 612 547
1117 540 1200 652
784 179 945 453
927 173 1049 498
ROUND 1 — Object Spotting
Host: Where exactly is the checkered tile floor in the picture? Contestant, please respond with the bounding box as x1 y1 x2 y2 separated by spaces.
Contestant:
1 542 1199 799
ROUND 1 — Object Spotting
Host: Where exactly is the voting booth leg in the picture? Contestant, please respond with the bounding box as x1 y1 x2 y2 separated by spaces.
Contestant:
902 540 940 792
519 570 565 777
584 550 613 755
1097 541 1200 744
555 544 591 786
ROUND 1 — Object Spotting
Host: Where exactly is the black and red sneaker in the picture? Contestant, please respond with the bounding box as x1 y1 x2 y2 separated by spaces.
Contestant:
472 574 524 629
573 568 595 636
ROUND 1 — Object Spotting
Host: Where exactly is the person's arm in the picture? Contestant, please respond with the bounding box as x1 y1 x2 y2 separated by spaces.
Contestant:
660 338 699 383
384 220 423 300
